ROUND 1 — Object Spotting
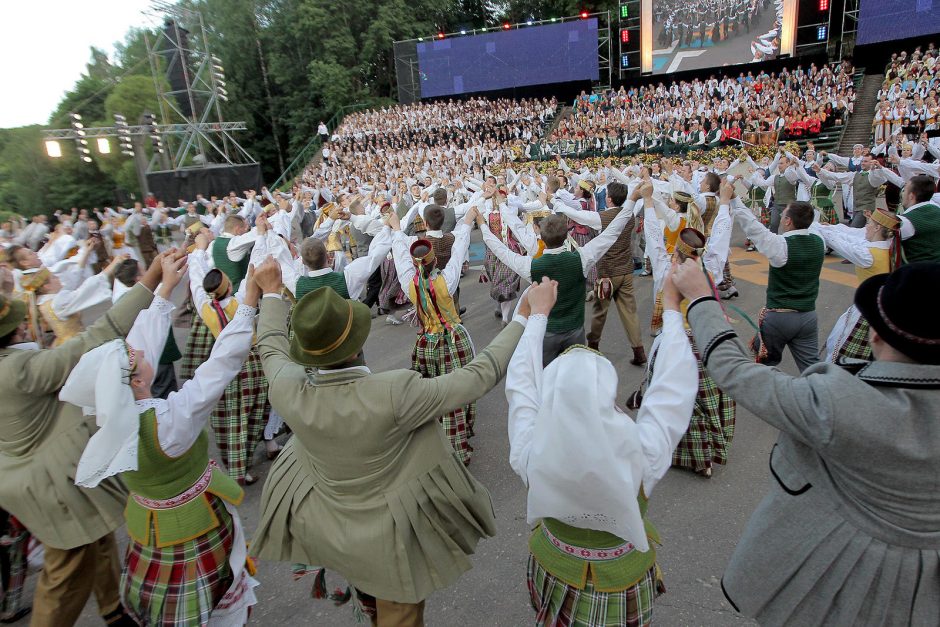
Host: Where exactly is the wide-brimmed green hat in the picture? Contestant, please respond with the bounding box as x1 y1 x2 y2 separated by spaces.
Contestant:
289 286 372 367
0 293 27 339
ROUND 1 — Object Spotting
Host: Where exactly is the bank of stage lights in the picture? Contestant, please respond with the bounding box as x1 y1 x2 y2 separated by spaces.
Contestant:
420 11 594 42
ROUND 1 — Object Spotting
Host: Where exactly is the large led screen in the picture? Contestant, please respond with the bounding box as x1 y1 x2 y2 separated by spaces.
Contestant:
857 0 940 46
416 19 600 98
651 0 783 74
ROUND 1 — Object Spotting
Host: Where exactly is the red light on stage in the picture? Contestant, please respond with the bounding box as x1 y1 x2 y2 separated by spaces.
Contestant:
502 22 511 30
438 32 445 39
620 28 629 43
580 10 589 18
818 0 829 9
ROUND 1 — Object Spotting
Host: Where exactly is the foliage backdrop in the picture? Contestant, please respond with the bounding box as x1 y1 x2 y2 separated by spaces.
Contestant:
0 0 616 215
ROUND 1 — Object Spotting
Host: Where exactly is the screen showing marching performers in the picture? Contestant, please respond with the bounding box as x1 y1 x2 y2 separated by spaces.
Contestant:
652 0 782 74
416 19 600 98
857 0 940 45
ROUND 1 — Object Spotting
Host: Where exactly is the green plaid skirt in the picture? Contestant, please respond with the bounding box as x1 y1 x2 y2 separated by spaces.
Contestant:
833 314 872 362
649 333 736 473
122 497 235 626
527 554 663 627
411 325 476 464
0 512 29 618
210 347 269 483
180 315 214 381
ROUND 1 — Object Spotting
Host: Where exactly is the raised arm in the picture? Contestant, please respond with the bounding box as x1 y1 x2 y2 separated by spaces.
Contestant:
441 222 472 293
391 230 417 293
815 224 874 267
344 225 393 299
505 313 546 483
479 220 533 282
637 310 696 493
731 202 788 267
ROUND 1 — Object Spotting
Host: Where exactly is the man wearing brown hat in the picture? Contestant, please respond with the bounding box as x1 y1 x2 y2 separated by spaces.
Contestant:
0 251 178 626
671 259 940 626
250 258 558 626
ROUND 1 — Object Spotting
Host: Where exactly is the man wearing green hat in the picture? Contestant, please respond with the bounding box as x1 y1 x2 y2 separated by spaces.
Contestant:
250 257 558 626
0 250 181 626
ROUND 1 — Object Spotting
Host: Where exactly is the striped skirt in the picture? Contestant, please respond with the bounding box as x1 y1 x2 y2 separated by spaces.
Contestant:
379 256 408 310
211 348 269 483
180 315 214 381
483 250 521 303
411 325 476 465
0 512 29 619
123 497 235 626
569 229 598 285
817 201 838 225
527 554 663 627
649 333 736 473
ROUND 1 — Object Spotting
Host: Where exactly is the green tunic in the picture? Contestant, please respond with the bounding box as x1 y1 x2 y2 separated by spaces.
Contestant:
0 284 154 549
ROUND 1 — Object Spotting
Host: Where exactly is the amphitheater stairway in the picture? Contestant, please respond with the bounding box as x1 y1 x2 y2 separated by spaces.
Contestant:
836 71 884 156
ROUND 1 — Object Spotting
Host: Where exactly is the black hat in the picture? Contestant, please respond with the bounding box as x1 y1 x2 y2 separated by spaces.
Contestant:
854 262 940 364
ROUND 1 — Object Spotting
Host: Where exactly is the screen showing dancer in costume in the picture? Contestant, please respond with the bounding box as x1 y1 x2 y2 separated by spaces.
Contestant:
651 0 783 74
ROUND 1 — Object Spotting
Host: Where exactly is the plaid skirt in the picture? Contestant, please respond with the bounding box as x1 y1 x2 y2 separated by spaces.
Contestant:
123 497 235 626
527 554 663 627
649 334 736 473
483 250 521 303
0 513 29 618
180 315 214 381
379 257 408 309
817 202 838 225
411 324 476 464
211 348 269 483
833 314 872 362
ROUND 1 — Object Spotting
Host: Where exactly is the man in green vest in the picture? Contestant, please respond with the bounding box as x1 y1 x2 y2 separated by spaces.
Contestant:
478 188 640 365
899 174 940 262
731 200 825 372
279 212 398 300
0 251 178 626
211 215 259 286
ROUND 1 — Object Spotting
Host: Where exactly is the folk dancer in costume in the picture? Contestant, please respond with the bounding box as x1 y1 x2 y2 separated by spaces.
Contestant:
61 255 259 625
375 202 410 322
817 208 900 362
189 232 270 485
478 189 637 365
480 184 524 325
18 255 125 347
639 182 735 478
816 156 889 229
507 270 697 627
250 258 558 626
560 179 599 286
391 209 476 463
795 162 839 225
739 157 774 251
554 181 648 365
898 174 940 263
0 253 173 627
732 199 825 373
112 259 182 399
670 258 940 627
745 151 798 234
696 171 739 300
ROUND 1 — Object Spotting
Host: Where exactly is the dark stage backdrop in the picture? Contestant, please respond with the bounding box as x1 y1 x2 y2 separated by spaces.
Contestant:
146 164 264 203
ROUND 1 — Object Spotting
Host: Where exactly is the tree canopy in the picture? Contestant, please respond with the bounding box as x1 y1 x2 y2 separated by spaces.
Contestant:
0 0 617 214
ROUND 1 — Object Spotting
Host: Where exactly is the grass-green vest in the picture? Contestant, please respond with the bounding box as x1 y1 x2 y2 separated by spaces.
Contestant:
296 272 350 300
122 408 243 548
902 203 940 263
211 237 251 287
766 234 825 312
530 252 586 333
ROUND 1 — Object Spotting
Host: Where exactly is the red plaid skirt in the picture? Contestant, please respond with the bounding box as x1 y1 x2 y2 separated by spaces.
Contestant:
411 324 476 464
211 348 269 483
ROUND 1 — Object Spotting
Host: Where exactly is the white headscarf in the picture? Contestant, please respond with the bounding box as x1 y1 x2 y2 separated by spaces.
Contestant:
524 347 650 552
60 339 141 488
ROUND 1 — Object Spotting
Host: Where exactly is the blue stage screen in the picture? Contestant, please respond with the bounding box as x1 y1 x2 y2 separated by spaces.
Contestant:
857 0 940 45
416 19 599 98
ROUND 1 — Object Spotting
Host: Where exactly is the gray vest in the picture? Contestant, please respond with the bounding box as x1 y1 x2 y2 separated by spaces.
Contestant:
853 171 878 212
441 206 457 234
349 224 374 260
773 175 797 206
